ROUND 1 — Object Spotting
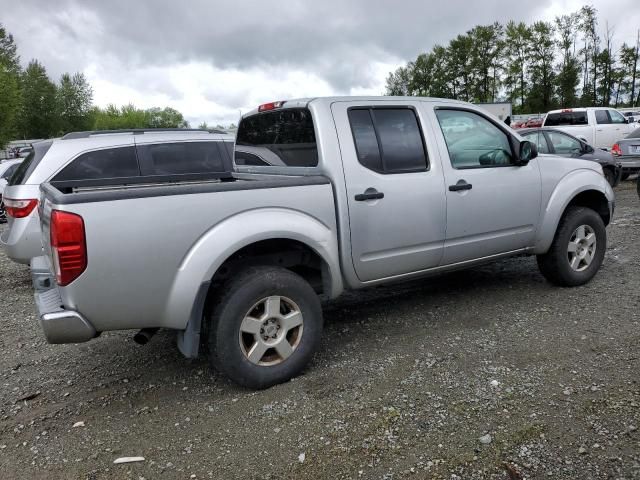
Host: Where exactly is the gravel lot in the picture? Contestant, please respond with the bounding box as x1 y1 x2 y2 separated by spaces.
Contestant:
0 181 638 480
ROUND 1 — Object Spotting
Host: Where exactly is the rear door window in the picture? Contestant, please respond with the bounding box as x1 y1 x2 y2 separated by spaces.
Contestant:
53 146 140 181
138 141 226 175
544 112 588 126
595 110 610 124
348 107 428 174
236 108 318 167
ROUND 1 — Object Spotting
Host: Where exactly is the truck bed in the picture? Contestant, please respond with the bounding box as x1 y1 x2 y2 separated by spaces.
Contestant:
38 173 337 334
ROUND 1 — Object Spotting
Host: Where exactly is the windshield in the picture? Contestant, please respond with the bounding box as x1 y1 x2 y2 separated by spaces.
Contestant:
8 140 53 186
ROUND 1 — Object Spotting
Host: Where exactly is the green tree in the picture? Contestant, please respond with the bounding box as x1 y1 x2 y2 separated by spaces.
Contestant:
18 60 57 139
555 14 580 107
145 107 188 128
468 23 504 102
56 72 94 134
619 36 639 106
578 5 599 106
448 34 475 101
385 66 411 95
198 121 209 130
527 21 557 112
504 21 531 112
0 24 22 147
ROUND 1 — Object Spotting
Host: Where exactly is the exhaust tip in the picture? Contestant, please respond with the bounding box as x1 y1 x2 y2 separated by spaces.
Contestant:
133 328 159 345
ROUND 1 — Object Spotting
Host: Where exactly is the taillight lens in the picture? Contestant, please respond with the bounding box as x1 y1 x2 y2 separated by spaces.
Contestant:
4 198 38 218
50 210 87 286
611 143 622 156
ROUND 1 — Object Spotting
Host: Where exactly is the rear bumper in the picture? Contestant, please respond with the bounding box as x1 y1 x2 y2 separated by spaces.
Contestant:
31 256 96 344
616 156 640 172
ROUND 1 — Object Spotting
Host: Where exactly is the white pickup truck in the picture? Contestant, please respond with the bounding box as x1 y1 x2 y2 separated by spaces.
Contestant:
542 107 636 150
32 96 614 389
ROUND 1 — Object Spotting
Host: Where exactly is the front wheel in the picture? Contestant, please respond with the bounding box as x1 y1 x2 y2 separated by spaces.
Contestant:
208 266 323 389
537 207 606 287
603 168 615 188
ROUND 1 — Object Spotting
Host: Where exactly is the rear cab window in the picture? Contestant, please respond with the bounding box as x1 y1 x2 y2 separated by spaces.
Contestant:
544 111 588 127
235 108 318 168
9 141 53 186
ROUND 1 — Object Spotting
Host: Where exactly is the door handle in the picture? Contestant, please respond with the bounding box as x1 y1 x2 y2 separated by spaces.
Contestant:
449 181 472 192
355 188 384 201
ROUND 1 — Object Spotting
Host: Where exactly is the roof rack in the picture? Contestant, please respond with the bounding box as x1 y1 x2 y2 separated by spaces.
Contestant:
61 128 227 140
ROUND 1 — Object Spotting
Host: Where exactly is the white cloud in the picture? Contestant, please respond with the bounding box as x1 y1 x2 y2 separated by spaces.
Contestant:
2 0 638 126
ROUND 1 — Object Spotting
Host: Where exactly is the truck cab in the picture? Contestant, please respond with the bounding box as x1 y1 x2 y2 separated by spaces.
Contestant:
543 107 635 150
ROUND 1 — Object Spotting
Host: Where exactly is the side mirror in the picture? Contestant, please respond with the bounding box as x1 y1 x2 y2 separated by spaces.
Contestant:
518 140 537 165
582 143 594 154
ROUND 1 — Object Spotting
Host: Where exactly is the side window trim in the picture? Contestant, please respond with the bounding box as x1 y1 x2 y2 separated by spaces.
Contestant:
347 105 430 175
434 106 517 170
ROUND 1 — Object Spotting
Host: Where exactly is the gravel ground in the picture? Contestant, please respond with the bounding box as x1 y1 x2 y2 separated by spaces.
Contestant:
0 181 639 480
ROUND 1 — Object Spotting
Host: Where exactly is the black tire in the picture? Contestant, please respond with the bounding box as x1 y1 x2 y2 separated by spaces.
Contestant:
603 168 615 188
621 172 630 181
208 266 323 389
537 206 606 287
636 175 640 199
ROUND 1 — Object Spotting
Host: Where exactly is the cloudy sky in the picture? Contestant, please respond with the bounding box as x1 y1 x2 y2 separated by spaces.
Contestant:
1 0 639 126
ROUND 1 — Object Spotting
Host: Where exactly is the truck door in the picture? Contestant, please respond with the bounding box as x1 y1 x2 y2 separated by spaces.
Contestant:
430 105 542 265
331 101 446 282
607 109 630 144
594 110 618 149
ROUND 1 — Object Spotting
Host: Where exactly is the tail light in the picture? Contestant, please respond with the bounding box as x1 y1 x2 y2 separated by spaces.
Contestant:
258 100 286 112
611 143 622 156
50 210 87 286
4 198 38 218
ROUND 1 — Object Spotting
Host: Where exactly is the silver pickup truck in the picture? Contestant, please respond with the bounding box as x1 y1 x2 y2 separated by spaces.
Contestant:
32 97 615 389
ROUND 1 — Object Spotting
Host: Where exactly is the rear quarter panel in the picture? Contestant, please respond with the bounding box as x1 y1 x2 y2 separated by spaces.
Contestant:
45 181 339 332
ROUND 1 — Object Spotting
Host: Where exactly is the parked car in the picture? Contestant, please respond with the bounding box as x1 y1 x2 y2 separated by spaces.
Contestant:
623 111 640 123
16 146 33 158
542 107 636 150
1 129 234 264
0 159 23 223
611 127 640 180
519 128 621 187
524 117 543 128
30 97 613 389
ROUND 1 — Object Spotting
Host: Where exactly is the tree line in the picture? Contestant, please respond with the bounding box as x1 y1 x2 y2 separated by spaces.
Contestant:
0 23 190 148
385 6 640 114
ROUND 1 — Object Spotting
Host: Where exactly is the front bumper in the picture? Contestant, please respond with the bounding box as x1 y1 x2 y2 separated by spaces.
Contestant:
31 256 96 344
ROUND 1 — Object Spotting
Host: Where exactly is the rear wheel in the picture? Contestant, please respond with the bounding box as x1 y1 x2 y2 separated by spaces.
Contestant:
208 266 323 389
621 172 630 181
537 207 606 287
